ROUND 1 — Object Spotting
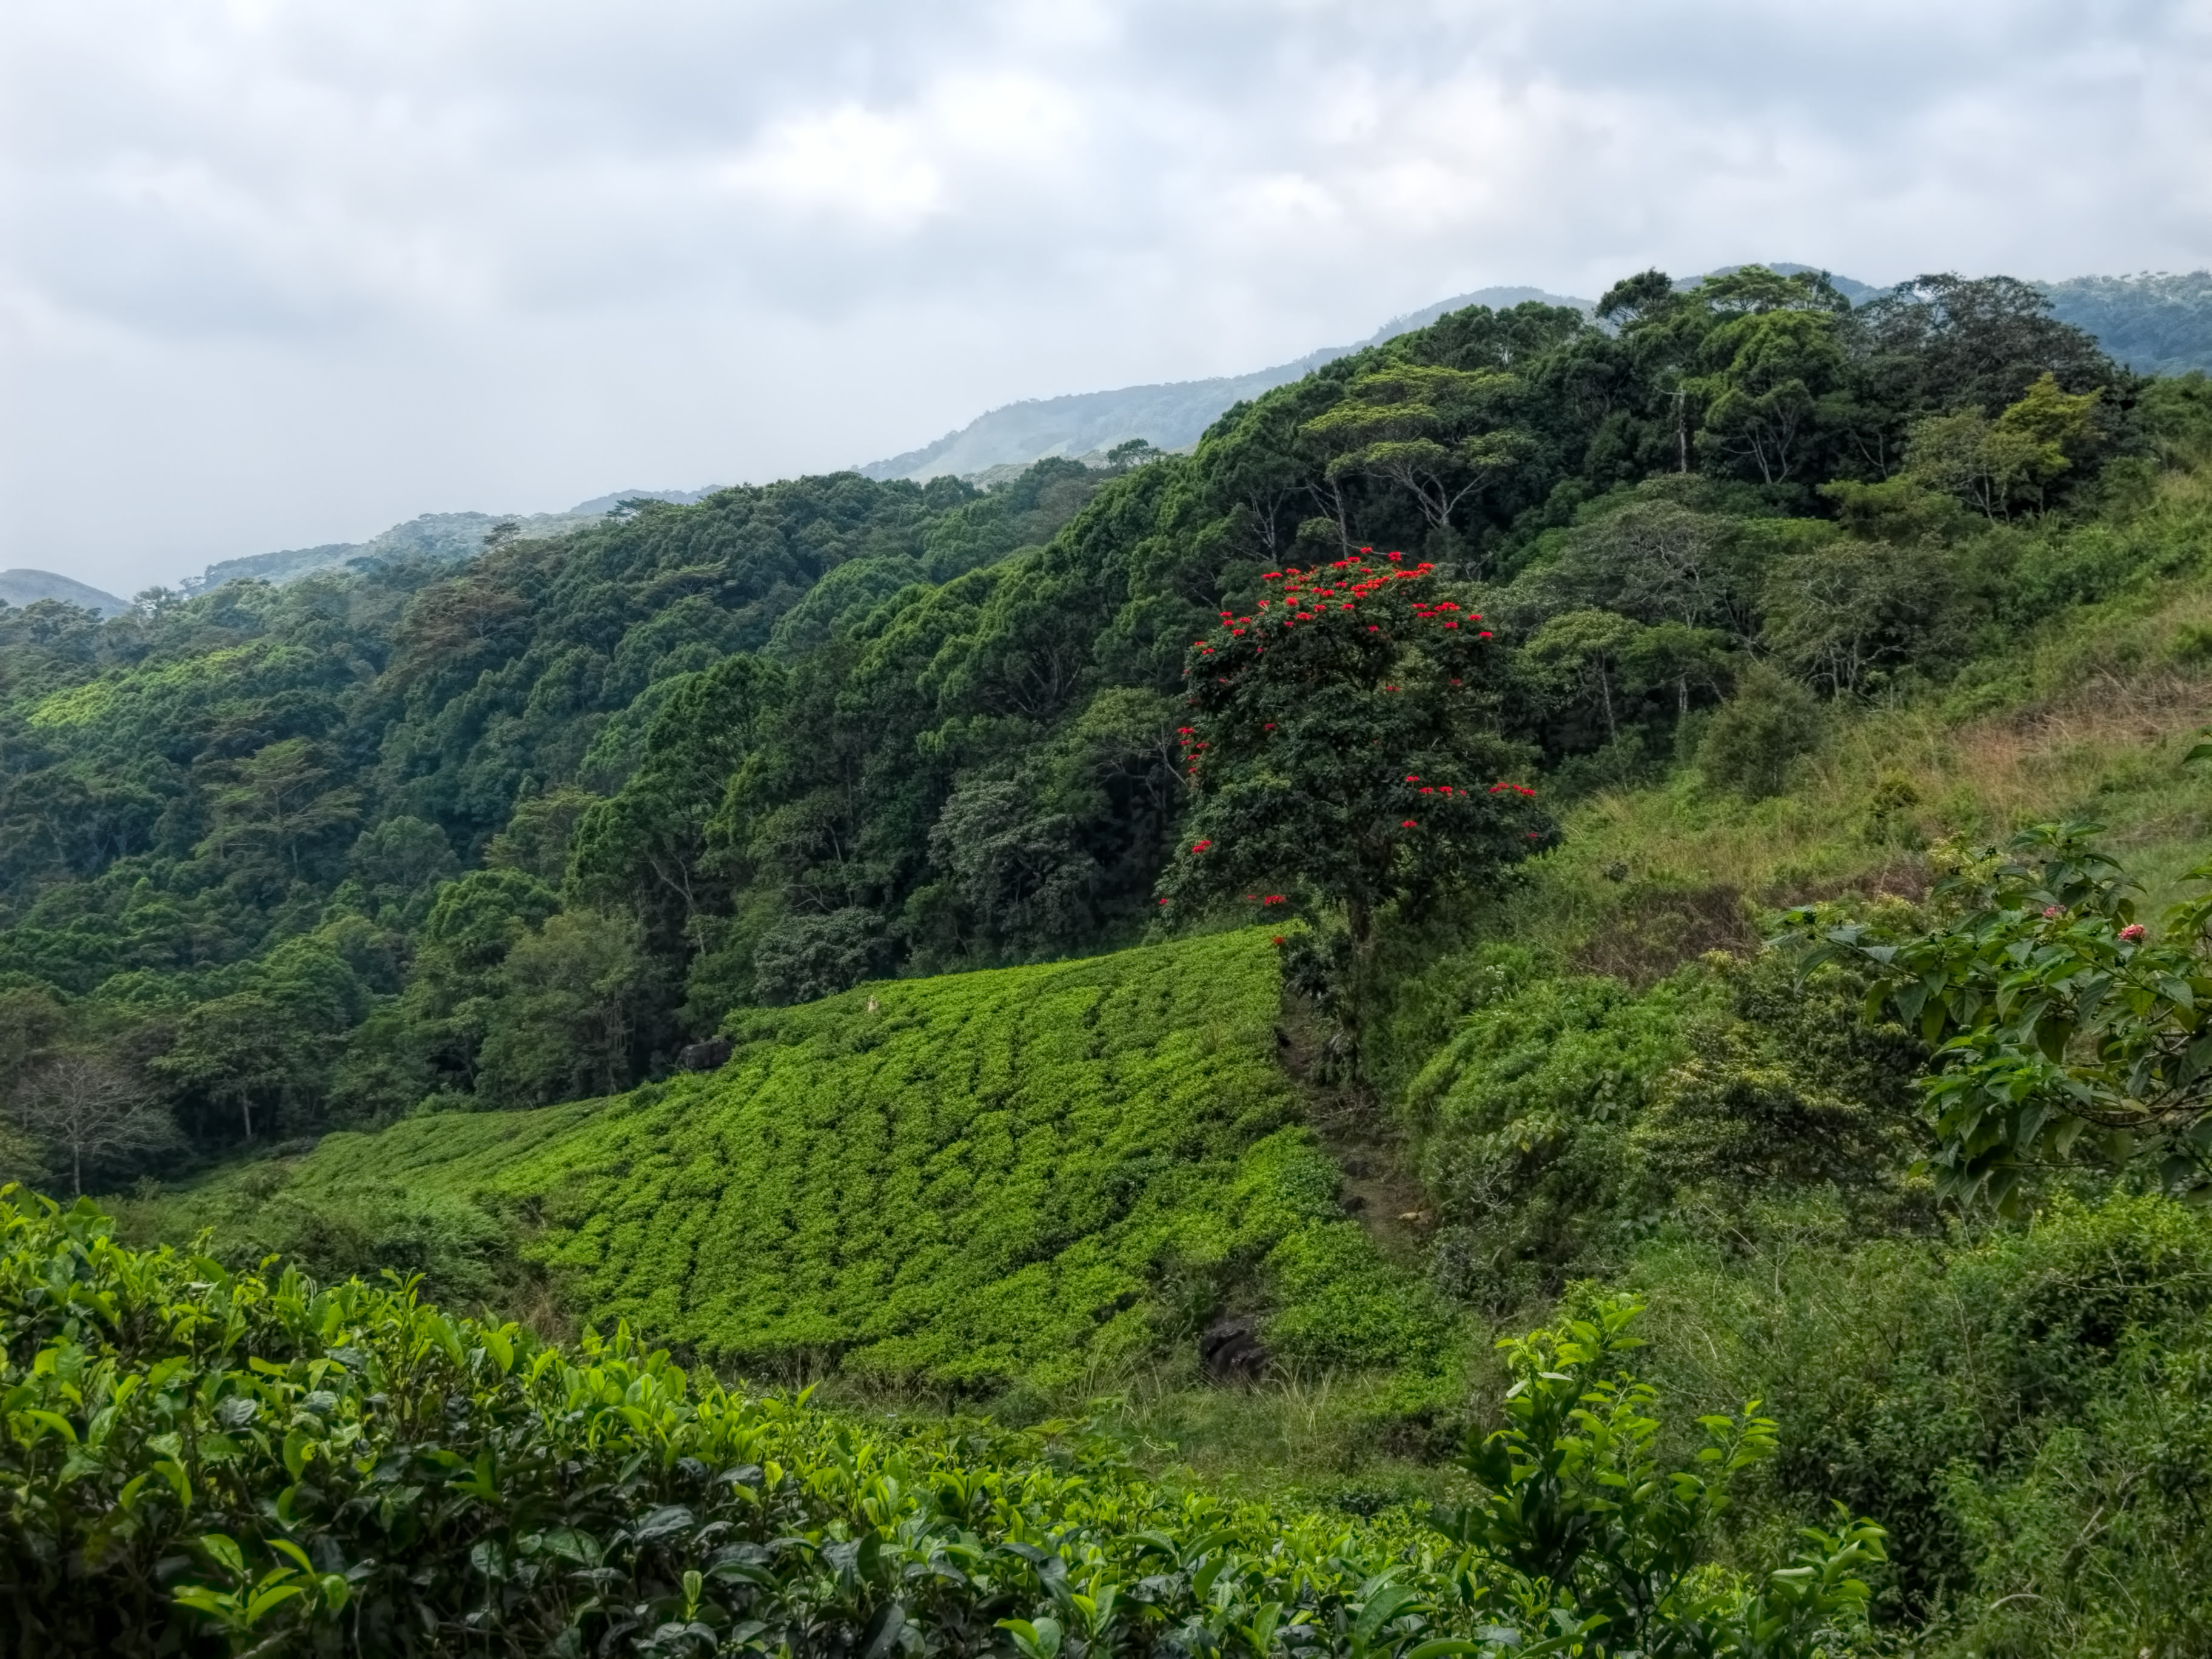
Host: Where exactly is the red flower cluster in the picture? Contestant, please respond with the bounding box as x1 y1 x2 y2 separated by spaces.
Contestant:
1190 839 1215 854
1488 782 1539 798
1200 555 1458 653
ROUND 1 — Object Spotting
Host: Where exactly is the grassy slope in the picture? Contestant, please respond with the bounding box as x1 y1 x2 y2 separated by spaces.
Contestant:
127 929 1441 1398
1521 460 2212 972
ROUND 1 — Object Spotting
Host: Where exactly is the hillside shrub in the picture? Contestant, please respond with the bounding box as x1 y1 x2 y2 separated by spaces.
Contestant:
1625 1190 2212 1653
1695 666 1823 800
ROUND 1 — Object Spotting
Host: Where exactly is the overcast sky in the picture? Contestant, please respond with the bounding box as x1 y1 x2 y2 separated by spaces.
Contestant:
4 1 2209 597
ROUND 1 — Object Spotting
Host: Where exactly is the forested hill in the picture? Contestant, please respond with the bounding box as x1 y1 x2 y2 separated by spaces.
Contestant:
856 283 1590 480
1 264 2205 1170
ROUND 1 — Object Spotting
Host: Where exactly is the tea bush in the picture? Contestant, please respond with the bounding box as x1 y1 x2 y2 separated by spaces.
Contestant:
0 1193 1881 1658
135 932 1446 1393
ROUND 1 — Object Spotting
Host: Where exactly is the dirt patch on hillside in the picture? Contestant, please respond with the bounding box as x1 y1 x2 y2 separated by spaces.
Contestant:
1571 883 1763 987
1274 990 1433 1265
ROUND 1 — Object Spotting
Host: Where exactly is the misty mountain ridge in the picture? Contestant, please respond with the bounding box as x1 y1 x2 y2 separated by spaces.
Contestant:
13 265 2203 612
857 266 2205 486
179 489 722 594
0 569 133 617
855 284 1592 483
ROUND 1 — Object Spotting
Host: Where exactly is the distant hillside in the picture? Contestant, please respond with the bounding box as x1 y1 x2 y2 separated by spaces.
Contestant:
186 488 722 592
0 568 129 616
2043 272 2212 376
863 267 2212 488
857 285 1592 483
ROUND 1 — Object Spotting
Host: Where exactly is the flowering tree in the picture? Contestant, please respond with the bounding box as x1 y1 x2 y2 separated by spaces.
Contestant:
1155 549 1550 953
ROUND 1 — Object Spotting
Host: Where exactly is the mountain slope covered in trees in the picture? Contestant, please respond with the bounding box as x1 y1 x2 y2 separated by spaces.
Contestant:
13 263 2212 1655
0 266 2188 1157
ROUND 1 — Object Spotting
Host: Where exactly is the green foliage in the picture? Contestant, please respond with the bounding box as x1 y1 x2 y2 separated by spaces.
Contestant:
0 1192 1892 1659
143 931 1436 1393
1623 1190 2212 1652
1436 1296 1885 1659
1695 665 1823 800
0 266 2177 1150
1158 555 1549 951
1633 953 1928 1218
1904 374 2105 520
1759 537 1952 698
1786 822 2212 1208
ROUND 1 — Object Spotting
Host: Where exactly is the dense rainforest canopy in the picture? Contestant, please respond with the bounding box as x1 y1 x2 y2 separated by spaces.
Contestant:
0 264 2194 1176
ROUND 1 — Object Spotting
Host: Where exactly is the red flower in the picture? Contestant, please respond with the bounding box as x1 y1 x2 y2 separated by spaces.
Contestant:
2121 923 2147 942
1401 819 1418 828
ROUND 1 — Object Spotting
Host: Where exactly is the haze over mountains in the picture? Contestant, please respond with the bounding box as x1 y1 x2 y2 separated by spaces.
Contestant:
854 284 1590 482
0 569 135 617
8 267 2209 617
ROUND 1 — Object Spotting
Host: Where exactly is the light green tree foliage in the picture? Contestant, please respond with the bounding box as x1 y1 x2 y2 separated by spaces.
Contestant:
1685 268 1854 488
1760 537 1951 697
483 785 601 883
193 736 363 883
1905 372 2104 519
475 910 657 1107
150 993 307 1142
1302 364 1535 548
1526 609 1644 740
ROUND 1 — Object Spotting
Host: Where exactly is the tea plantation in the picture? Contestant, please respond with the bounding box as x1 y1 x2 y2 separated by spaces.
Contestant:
0 1192 1880 1657
133 930 1442 1393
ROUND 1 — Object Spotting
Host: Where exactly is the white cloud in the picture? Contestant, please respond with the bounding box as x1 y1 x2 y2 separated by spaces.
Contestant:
1 0 2207 594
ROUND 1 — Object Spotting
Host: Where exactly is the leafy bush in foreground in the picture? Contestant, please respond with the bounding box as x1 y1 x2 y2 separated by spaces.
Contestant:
1 1195 1880 1657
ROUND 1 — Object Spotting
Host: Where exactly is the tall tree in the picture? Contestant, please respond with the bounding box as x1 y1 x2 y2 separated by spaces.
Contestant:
1156 551 1549 954
16 1051 178 1196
